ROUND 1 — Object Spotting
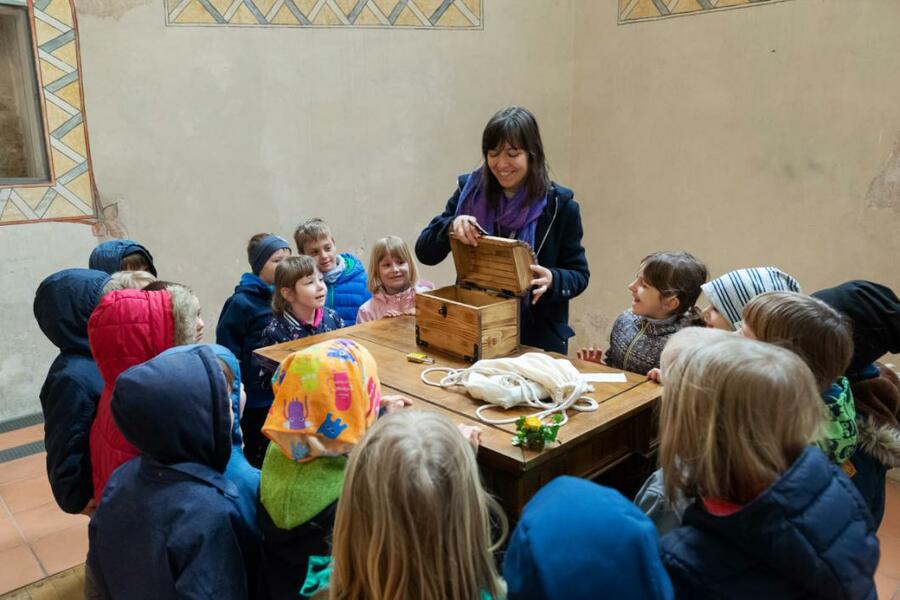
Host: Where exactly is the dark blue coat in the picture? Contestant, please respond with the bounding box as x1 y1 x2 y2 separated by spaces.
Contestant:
504 476 673 600
326 252 370 325
415 176 590 354
88 345 257 600
88 239 157 276
216 273 275 409
34 268 110 514
661 446 879 600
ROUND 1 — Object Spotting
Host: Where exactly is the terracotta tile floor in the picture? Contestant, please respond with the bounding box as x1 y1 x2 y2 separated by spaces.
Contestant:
2 424 900 597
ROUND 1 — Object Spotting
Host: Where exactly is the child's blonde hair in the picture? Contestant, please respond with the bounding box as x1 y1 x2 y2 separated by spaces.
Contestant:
272 255 317 316
101 270 156 295
660 331 821 505
294 218 333 252
742 291 853 391
328 411 507 600
367 236 418 294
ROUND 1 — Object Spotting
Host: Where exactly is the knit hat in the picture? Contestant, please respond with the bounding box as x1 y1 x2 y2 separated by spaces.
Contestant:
701 267 801 328
249 234 290 276
812 280 900 375
262 338 381 463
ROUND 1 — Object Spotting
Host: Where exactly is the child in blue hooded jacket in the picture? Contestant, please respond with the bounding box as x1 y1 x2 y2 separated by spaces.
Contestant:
504 476 673 600
34 268 111 515
88 345 259 600
294 218 370 325
89 239 157 276
216 232 291 468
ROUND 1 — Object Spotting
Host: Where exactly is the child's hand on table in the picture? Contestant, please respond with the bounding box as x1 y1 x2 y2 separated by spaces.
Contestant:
646 368 661 383
576 347 605 365
381 395 413 414
457 424 482 451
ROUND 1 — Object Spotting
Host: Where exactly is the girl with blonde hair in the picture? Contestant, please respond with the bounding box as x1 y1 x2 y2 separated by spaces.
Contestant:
356 236 433 323
658 332 878 598
301 410 507 600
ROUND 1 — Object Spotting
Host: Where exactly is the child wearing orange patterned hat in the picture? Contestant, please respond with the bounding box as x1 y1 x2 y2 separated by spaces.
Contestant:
257 338 409 599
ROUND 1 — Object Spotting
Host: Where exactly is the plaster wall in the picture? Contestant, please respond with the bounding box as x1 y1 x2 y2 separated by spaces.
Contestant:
570 0 900 362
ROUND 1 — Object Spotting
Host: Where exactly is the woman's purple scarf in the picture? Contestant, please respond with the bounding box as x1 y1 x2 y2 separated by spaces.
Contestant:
454 167 547 248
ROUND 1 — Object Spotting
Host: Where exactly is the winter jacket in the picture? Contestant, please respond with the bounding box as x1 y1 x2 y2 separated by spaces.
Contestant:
34 269 110 514
216 273 276 409
88 289 174 504
210 344 261 540
356 281 434 323
260 308 344 353
606 310 697 375
416 175 590 354
661 446 878 600
88 345 254 600
325 253 370 325
88 239 157 276
504 476 673 600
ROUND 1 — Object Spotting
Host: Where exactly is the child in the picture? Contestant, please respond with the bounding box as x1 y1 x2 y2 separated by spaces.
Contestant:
813 280 900 527
700 266 800 330
88 285 203 503
259 338 409 599
741 291 858 466
294 218 370 325
658 333 878 598
89 239 157 276
504 476 673 600
356 235 434 323
216 233 291 468
261 255 344 347
34 269 111 515
88 345 255 599
101 270 156 294
300 410 506 600
577 251 707 378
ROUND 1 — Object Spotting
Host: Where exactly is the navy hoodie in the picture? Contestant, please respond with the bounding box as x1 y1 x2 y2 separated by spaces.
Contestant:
504 476 673 600
216 273 275 409
88 345 254 600
661 446 878 599
88 239 157 276
34 268 110 514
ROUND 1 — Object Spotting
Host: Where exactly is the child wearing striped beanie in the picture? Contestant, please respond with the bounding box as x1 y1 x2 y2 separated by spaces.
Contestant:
700 267 801 330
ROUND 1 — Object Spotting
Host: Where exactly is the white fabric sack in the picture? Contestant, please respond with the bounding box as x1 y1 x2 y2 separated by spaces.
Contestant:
421 352 598 425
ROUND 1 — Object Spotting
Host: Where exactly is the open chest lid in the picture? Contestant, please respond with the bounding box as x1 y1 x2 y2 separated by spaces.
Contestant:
449 235 535 297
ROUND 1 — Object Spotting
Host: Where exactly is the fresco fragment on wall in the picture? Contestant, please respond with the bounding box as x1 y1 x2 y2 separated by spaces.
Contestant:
619 0 795 24
0 0 96 225
166 0 483 29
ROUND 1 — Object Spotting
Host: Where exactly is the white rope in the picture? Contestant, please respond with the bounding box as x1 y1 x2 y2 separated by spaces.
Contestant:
420 366 598 426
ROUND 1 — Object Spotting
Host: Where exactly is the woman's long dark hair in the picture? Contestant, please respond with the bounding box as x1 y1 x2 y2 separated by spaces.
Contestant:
480 106 550 207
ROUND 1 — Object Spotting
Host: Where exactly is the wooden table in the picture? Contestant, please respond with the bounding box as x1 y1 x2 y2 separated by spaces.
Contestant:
255 316 661 518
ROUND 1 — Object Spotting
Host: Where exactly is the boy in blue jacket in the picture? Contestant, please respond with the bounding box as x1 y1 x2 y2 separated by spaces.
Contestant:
34 268 111 515
294 218 370 325
216 232 291 468
89 239 157 276
88 345 258 600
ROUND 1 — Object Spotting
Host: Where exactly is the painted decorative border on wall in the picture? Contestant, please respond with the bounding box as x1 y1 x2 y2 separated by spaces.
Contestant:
166 0 482 29
619 0 795 24
0 0 97 225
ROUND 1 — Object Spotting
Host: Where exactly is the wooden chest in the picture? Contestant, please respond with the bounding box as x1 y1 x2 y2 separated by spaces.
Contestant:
415 235 534 362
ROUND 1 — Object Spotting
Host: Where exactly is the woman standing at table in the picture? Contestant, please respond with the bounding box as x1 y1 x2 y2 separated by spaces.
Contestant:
415 106 590 354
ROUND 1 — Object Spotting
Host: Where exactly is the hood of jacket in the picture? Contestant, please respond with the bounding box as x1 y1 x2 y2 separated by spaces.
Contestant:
855 366 900 465
34 269 110 354
210 344 244 447
812 280 900 375
88 289 174 387
334 253 365 284
669 446 878 599
89 239 157 276
111 344 232 471
235 272 273 299
504 476 673 600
